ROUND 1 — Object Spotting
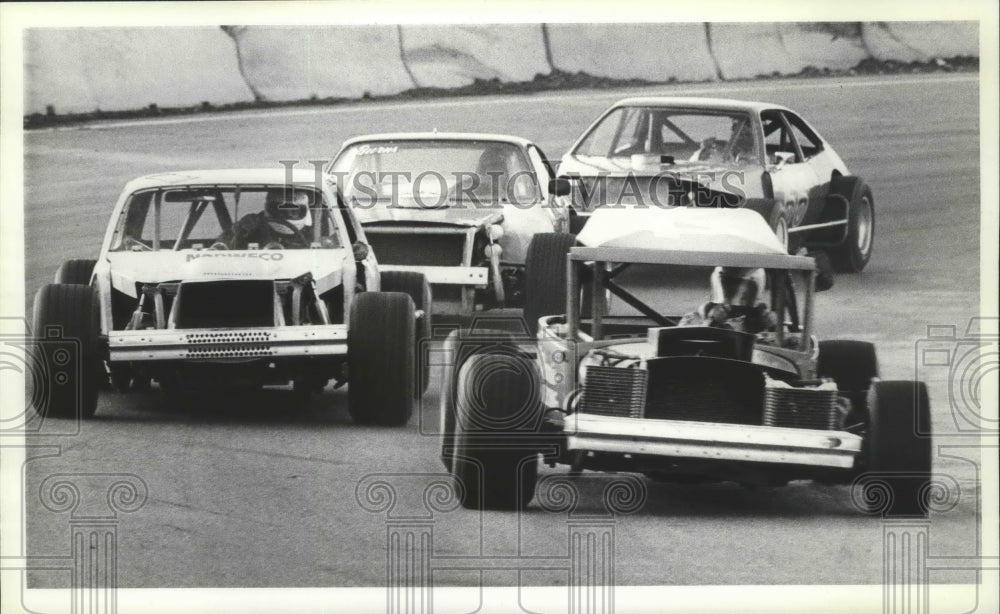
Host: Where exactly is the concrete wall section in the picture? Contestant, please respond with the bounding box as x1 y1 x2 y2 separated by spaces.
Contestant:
774 23 870 72
400 25 550 88
24 23 980 118
547 24 719 82
709 23 801 80
25 28 252 115
233 26 416 102
862 22 979 61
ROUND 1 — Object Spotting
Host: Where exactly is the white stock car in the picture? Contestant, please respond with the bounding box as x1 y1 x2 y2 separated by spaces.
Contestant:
31 169 430 424
558 97 875 273
328 133 571 316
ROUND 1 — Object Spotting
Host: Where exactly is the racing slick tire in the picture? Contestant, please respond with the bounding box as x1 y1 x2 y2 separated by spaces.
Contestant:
54 259 97 285
31 284 101 419
818 340 879 427
828 177 874 273
451 351 542 510
857 380 932 518
743 199 790 253
348 292 415 426
380 271 432 396
439 329 521 471
524 232 576 335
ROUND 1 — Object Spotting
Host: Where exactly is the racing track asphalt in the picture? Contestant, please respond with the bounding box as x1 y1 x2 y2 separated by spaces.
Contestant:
18 74 986 591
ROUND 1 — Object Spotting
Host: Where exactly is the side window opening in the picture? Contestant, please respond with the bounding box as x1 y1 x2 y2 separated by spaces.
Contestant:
761 110 800 164
783 113 824 160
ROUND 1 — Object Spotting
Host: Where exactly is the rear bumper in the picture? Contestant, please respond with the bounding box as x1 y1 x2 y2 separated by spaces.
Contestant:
566 413 862 469
108 325 348 362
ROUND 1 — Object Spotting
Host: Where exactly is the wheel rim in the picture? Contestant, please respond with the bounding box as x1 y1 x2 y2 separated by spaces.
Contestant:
856 196 873 255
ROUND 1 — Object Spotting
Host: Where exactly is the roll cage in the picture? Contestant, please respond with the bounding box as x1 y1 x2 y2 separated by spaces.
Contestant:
564 246 817 353
109 184 344 252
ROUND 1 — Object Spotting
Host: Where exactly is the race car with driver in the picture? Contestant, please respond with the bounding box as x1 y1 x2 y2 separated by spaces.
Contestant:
557 97 875 273
440 207 930 518
31 168 430 424
328 133 571 316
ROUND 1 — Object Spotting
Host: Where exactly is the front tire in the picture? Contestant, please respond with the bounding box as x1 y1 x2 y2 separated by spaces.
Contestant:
31 284 101 419
54 259 96 285
524 233 576 334
380 271 432 396
451 352 542 510
858 381 932 517
348 292 415 426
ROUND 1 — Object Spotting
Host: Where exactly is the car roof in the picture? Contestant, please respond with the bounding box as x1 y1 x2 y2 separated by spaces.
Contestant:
123 169 325 192
339 132 533 148
610 97 792 114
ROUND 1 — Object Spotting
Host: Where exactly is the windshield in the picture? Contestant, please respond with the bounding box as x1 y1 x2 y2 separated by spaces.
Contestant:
329 140 540 207
573 107 759 166
109 185 342 252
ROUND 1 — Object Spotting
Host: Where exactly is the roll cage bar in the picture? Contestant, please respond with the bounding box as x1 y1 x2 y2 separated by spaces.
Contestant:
564 246 816 352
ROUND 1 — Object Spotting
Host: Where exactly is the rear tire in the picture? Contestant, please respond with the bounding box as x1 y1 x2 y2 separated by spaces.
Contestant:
859 381 932 517
54 259 96 285
451 352 541 510
348 292 415 426
31 284 101 419
380 271 432 395
439 329 518 471
818 340 878 420
524 233 576 335
829 178 874 273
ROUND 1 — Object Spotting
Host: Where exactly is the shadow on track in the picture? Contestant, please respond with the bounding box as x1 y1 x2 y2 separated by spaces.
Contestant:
95 383 355 426
532 470 867 519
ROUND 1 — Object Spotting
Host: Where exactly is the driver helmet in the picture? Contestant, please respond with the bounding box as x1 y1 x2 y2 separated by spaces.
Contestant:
730 119 755 158
264 189 313 232
710 267 766 309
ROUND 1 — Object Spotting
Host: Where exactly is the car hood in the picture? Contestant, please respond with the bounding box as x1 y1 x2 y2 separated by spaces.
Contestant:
106 249 349 297
577 207 787 254
358 206 503 228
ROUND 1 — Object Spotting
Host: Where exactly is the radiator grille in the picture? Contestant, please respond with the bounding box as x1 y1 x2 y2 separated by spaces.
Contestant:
643 359 764 425
186 331 273 344
579 366 647 418
366 231 468 266
763 387 839 430
185 344 275 358
173 280 275 329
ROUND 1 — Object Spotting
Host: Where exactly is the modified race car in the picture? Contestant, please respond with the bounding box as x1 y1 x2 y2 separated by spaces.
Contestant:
328 133 571 316
31 169 430 424
440 207 930 517
557 97 875 272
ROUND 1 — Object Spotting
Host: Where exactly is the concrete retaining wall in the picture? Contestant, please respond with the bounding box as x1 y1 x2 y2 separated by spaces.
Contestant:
862 22 979 62
547 23 719 82
24 22 979 116
24 28 252 115
231 26 416 101
401 24 550 88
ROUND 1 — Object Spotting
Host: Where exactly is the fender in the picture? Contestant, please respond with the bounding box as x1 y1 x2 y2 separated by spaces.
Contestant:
801 175 868 248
